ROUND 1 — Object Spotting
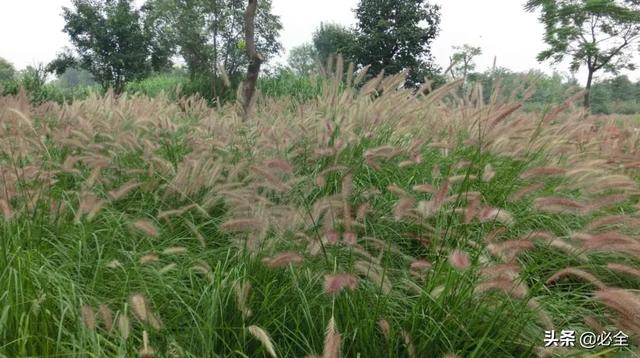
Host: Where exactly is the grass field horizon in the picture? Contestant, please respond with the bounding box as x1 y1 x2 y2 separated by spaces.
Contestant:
2 65 640 357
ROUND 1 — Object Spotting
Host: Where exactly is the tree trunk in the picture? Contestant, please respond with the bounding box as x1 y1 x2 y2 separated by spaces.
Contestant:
212 0 218 101
240 0 263 121
584 68 594 110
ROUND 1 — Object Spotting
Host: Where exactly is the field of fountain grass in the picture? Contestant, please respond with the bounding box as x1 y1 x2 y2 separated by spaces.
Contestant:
2 68 640 358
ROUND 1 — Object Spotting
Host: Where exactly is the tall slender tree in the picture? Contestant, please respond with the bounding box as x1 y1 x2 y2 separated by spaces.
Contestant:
240 0 262 120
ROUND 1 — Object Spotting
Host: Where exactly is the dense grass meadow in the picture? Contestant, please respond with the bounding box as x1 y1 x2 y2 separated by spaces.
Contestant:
2 67 640 357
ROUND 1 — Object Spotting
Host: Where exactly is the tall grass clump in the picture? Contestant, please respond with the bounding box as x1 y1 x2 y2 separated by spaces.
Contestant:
2 59 640 357
126 71 243 106
258 68 326 102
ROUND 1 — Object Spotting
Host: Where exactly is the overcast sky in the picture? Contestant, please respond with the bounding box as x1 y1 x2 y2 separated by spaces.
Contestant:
1 0 638 84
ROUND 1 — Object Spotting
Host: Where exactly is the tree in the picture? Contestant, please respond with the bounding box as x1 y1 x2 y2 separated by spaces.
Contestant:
143 0 282 77
525 0 640 109
287 43 319 75
18 65 49 92
52 0 152 93
312 22 357 66
141 0 176 73
241 0 262 120
353 0 441 86
448 44 482 83
0 57 16 83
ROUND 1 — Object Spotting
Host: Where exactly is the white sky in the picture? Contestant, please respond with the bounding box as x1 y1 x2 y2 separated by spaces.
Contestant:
1 0 638 84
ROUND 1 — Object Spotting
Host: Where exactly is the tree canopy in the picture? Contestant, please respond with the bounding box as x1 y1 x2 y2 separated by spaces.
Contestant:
142 0 283 77
353 0 441 86
448 44 482 82
525 0 640 108
0 57 16 83
312 22 357 66
287 43 319 75
51 0 152 93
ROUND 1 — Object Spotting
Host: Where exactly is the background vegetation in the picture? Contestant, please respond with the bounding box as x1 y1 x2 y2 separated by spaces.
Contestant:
1 0 640 356
2 63 640 357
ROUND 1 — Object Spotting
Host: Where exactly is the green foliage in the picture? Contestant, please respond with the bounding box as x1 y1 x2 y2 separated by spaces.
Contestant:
125 72 187 98
2 65 57 104
45 51 78 77
465 68 640 115
353 0 442 86
56 0 152 93
126 70 242 105
142 0 283 77
448 44 482 82
17 65 48 94
1 64 99 105
258 68 325 102
141 1 175 73
590 75 640 114
312 22 358 65
3 85 640 356
125 67 326 106
287 43 320 75
525 0 640 107
0 57 16 83
467 68 582 108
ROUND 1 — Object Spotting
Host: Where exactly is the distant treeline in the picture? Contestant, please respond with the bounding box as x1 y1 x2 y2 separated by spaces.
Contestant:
1 58 638 115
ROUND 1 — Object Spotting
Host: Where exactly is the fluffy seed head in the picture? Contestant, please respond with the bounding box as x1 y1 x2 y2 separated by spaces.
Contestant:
130 219 159 238
129 293 162 330
162 246 188 255
248 325 277 358
377 319 391 338
519 166 566 180
262 252 304 268
594 288 640 322
607 263 640 279
477 207 514 226
139 254 160 264
118 313 130 339
234 280 253 319
98 304 114 332
410 260 432 271
546 267 607 289
509 182 544 202
474 277 529 299
139 330 155 358
220 218 264 231
108 180 141 201
449 250 471 270
323 316 341 358
107 259 123 269
323 273 358 295
0 199 13 220
81 304 96 331
412 183 437 193
400 330 417 358
533 197 587 214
